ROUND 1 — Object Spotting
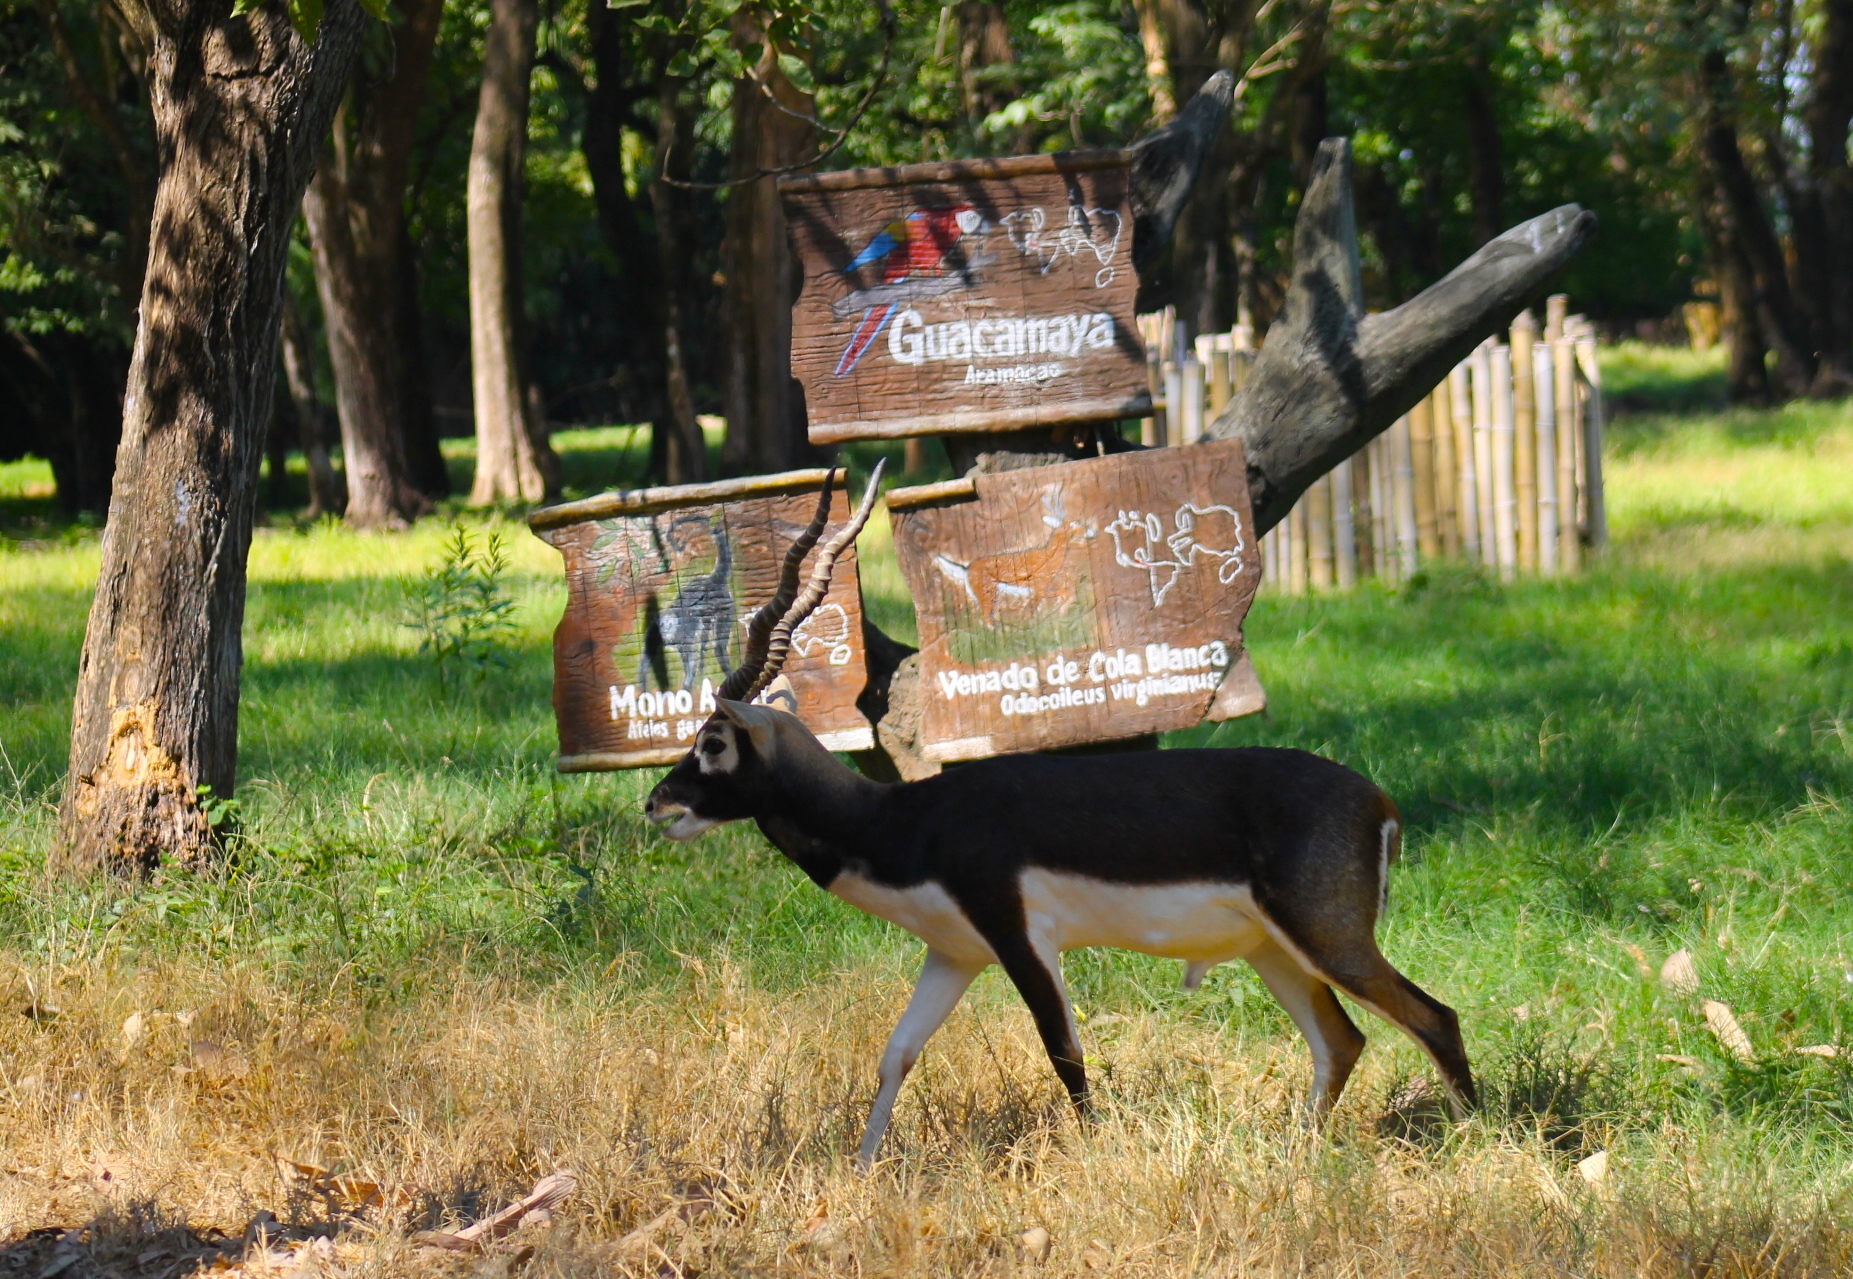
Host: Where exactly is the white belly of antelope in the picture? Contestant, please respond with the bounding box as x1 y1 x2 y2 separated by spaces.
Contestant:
1019 869 1268 979
828 873 999 967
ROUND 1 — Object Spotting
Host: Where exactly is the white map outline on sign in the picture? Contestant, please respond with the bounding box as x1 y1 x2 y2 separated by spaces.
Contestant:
737 600 854 666
999 205 1124 288
1105 503 1246 606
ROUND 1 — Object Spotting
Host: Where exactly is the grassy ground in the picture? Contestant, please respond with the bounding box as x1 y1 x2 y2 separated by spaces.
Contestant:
2 348 1852 1275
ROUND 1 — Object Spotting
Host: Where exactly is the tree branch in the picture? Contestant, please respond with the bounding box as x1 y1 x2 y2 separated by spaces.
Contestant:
1207 138 1596 533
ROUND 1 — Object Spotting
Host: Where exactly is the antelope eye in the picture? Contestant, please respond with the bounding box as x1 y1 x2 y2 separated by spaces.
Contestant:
700 736 726 756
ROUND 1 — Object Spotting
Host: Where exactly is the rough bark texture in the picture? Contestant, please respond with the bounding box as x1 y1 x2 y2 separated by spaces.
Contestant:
279 286 343 515
719 16 815 476
301 0 443 526
1130 70 1235 278
1697 192 1771 404
59 0 367 874
1209 139 1595 535
468 0 556 504
395 220 448 498
1697 45 1815 399
1793 0 1853 396
651 79 708 484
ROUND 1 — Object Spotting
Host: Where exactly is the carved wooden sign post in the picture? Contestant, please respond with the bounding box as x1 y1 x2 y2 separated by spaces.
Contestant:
529 470 873 770
780 152 1151 443
888 438 1265 763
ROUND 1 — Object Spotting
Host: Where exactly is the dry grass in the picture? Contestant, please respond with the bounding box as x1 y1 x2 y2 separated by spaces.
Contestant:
2 944 1850 1278
5 372 1853 1276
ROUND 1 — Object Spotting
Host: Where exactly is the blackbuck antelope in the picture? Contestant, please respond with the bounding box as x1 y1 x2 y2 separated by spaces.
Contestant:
645 463 1476 1166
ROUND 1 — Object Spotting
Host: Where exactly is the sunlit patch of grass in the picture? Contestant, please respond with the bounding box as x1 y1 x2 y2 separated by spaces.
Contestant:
1602 339 1728 414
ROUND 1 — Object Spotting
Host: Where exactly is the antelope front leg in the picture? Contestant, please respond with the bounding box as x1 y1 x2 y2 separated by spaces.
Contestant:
858 949 982 1169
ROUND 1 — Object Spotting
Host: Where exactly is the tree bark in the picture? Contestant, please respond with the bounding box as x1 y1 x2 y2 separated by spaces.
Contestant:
1697 45 1815 398
279 287 344 515
1697 194 1771 403
720 12 815 475
1794 0 1853 395
1463 53 1504 249
468 0 555 504
1209 139 1594 535
651 79 709 483
394 222 449 497
300 0 443 525
59 0 366 874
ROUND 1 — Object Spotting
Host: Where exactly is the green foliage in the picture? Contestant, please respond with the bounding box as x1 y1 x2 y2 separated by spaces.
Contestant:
402 524 521 686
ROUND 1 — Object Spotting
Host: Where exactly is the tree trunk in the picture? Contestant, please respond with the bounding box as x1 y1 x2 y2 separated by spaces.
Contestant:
720 14 816 475
300 0 443 526
1796 0 1853 396
1697 194 1771 404
395 222 450 497
59 0 366 874
1697 46 1815 398
467 0 555 504
279 287 344 516
650 79 708 483
1463 54 1504 248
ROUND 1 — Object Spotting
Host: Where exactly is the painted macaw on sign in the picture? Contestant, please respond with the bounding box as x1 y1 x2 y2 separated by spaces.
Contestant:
834 205 983 376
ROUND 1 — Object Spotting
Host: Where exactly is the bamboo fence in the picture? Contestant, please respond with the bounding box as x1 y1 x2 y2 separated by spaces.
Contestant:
1138 294 1607 594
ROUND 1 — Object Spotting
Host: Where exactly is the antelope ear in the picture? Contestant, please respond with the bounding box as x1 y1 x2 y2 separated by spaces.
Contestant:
715 698 779 764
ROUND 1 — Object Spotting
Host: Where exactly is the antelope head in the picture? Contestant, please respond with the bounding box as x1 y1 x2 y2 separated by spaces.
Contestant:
644 463 885 841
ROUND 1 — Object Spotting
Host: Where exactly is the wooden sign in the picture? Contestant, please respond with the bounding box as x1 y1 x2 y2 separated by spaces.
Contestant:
530 470 874 770
781 152 1150 445
888 439 1266 763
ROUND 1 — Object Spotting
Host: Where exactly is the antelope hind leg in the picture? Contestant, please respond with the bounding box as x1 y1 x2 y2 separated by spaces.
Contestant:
1246 939 1365 1123
858 948 981 1169
1260 913 1478 1116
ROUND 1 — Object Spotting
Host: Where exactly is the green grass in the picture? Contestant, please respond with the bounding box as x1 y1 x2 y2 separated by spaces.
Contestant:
2 359 1852 1269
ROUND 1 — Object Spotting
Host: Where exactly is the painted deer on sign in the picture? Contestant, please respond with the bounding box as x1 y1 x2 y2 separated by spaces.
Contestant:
645 463 1475 1167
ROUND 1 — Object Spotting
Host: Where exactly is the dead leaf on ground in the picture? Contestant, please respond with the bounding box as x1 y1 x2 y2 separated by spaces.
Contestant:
190 1039 250 1081
1796 1044 1840 1059
1661 949 1700 998
1020 1226 1052 1262
1702 1000 1754 1063
413 1169 577 1253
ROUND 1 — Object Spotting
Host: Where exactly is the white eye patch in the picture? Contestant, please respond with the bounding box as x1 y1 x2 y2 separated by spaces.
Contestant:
697 725 739 775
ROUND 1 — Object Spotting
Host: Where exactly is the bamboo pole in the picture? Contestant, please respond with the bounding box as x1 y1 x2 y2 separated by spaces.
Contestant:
1262 527 1278 593
1532 341 1558 574
1572 322 1608 552
1511 310 1539 573
1208 342 1232 418
1162 360 1183 448
1432 383 1460 557
1490 343 1518 580
1288 496 1310 595
1370 434 1396 583
1409 394 1441 560
1181 355 1205 444
904 438 928 474
1352 440 1375 577
1450 363 1479 561
1309 472 1335 591
1389 414 1419 577
1471 343 1497 569
1332 456 1358 588
1552 316 1580 572
1546 293 1568 343
1142 327 1164 447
